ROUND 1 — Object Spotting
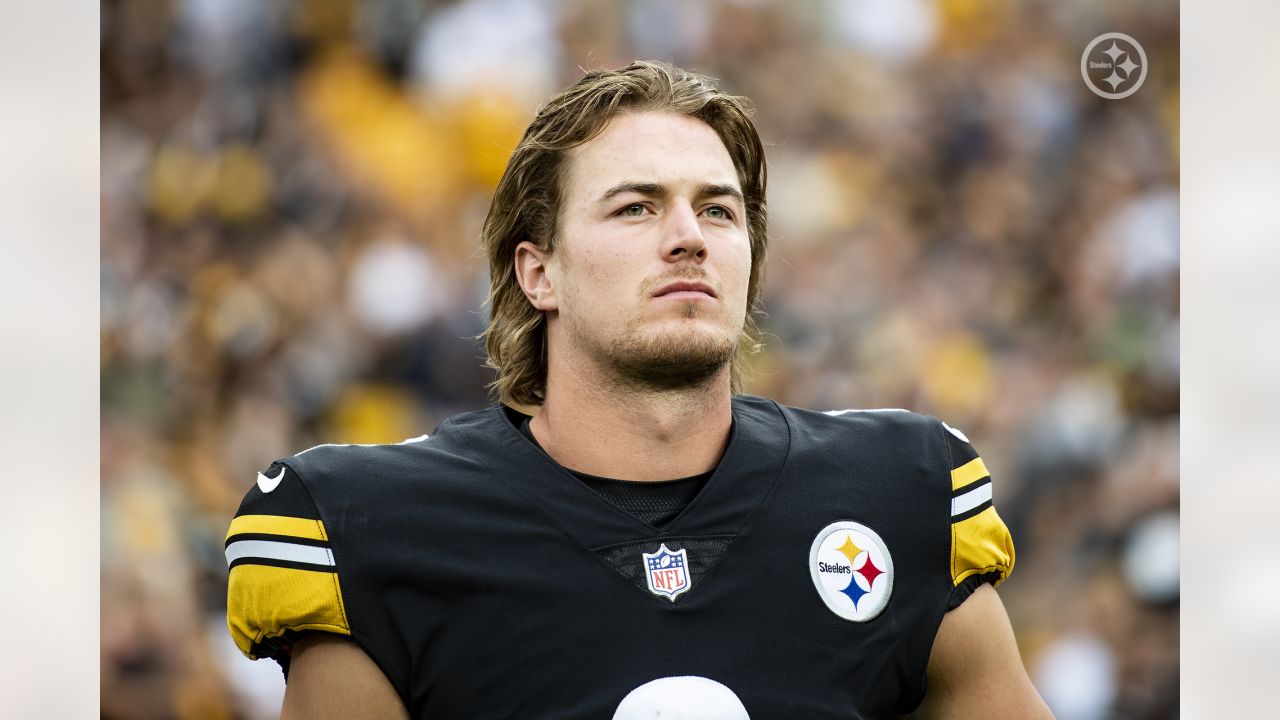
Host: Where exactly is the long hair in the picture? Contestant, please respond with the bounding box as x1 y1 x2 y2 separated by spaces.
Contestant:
480 61 769 407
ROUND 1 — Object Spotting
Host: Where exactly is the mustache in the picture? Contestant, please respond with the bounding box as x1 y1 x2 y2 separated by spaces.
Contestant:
642 268 720 296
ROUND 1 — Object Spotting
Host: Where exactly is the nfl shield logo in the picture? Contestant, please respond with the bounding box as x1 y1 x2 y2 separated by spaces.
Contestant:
643 543 691 601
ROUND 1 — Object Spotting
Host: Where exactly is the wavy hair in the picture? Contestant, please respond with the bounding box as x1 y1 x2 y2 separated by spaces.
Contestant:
481 61 768 406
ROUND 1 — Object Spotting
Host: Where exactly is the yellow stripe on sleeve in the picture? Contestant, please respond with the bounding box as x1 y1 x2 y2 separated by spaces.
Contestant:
950 457 991 490
226 563 350 657
226 514 329 543
952 505 1016 587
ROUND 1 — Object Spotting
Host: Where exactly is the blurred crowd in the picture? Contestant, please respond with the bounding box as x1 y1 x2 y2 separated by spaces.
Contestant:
100 0 1179 718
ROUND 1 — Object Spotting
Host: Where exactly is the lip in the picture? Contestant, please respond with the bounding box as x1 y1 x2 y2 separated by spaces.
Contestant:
652 281 718 299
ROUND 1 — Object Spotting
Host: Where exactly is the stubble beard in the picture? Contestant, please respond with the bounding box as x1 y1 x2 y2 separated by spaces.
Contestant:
578 302 738 393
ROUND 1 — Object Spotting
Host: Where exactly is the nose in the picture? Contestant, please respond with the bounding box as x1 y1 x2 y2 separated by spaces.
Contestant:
661 203 707 263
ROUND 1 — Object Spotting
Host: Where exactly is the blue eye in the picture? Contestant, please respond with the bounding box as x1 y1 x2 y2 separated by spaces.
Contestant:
705 206 731 221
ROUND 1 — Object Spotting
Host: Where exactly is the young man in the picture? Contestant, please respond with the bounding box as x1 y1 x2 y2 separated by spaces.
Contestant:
225 61 1053 719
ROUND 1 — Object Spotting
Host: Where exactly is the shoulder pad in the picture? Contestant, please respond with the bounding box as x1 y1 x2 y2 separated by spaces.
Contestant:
225 463 351 660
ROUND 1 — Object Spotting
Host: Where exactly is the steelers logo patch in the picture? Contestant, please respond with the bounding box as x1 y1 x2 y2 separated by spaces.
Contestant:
809 520 894 622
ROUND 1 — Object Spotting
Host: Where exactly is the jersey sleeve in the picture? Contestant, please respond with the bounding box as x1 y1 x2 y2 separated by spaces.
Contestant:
941 422 1016 610
225 461 351 670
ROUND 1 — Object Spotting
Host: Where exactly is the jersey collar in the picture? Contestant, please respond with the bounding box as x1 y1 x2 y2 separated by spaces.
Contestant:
460 395 792 548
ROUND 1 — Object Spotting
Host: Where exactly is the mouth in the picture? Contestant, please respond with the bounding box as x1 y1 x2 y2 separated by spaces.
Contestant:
652 281 718 300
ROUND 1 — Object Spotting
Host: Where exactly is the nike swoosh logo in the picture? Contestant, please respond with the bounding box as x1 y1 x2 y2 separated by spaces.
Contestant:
257 467 286 493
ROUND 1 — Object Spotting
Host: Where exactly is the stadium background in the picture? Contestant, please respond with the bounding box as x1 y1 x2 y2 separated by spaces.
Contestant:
100 1 1179 718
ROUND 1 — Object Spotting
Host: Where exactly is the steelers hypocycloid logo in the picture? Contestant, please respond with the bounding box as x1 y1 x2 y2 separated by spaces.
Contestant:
809 521 894 622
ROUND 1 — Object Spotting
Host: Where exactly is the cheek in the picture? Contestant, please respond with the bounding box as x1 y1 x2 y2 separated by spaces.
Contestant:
584 254 627 288
558 251 634 317
574 241 640 299
726 241 754 307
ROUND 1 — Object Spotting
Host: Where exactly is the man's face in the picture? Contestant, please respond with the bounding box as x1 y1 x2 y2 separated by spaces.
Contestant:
544 111 752 390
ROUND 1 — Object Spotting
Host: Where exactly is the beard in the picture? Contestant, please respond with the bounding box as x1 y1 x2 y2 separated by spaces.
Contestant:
573 302 738 392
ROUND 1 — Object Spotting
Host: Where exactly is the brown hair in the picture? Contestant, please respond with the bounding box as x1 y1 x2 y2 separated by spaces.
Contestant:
480 60 768 406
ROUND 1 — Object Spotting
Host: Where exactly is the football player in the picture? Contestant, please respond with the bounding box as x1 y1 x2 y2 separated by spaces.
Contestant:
225 61 1053 719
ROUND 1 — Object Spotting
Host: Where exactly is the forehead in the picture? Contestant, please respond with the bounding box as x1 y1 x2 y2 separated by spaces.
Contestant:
563 111 740 198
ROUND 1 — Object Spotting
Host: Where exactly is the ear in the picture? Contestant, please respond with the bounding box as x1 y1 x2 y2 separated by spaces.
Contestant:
514 241 558 312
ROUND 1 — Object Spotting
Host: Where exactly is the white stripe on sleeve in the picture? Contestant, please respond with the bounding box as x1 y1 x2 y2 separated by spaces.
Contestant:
225 539 335 568
951 482 993 518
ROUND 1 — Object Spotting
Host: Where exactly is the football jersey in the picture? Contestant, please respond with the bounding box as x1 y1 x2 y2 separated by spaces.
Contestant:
225 395 1015 719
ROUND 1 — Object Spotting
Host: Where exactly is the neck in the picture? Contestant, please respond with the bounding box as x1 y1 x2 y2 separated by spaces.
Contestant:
529 348 734 482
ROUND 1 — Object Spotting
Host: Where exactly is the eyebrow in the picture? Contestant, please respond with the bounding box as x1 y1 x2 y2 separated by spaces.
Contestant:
595 181 745 207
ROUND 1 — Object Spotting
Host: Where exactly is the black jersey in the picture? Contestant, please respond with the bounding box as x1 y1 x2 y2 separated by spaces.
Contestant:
225 395 1015 719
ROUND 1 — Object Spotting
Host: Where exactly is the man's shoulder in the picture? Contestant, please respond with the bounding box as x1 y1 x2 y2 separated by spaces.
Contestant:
730 396 950 473
745 395 943 438
277 404 506 483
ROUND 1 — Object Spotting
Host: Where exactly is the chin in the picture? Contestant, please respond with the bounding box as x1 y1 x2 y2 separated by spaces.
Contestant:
605 324 737 390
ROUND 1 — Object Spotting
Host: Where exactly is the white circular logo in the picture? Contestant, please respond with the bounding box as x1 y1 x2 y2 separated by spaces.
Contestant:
809 520 894 622
1080 32 1148 100
614 676 749 720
